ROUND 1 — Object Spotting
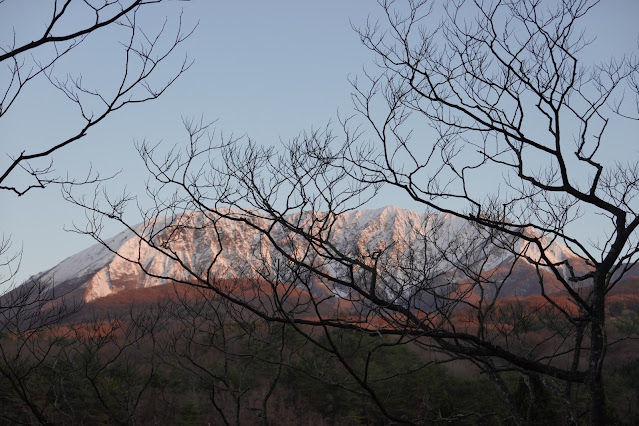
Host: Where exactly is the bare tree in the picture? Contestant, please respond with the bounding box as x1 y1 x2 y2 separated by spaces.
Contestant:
0 0 194 196
64 0 639 424
0 276 82 424
158 284 290 426
0 235 21 294
56 304 168 425
0 2 194 422
348 0 639 423
62 121 523 423
0 287 181 425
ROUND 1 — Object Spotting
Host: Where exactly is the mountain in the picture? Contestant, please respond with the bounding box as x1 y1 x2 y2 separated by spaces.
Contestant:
30 206 582 303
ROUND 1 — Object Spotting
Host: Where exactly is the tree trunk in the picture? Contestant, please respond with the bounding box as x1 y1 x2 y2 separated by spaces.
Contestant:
589 277 607 426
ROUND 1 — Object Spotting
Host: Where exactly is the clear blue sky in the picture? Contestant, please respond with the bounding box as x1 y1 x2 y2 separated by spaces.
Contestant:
1 0 638 288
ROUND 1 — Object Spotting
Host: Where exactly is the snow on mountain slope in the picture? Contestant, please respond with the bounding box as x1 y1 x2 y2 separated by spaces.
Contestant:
28 206 580 302
33 227 135 287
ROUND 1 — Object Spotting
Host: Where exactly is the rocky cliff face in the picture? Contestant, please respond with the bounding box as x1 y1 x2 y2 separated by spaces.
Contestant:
32 206 581 303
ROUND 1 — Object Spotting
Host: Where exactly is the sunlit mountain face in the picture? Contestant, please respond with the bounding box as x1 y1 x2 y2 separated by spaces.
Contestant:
27 206 587 306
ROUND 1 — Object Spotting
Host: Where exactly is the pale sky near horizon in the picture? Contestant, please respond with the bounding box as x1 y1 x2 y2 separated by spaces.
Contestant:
1 0 638 288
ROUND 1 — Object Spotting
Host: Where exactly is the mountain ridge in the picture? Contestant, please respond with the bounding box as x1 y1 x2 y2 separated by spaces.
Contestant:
30 206 580 303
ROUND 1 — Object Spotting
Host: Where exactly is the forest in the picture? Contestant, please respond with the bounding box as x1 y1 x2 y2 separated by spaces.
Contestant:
1 278 639 425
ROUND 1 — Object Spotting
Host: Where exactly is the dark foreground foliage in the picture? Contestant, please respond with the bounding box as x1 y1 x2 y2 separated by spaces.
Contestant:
0 286 638 426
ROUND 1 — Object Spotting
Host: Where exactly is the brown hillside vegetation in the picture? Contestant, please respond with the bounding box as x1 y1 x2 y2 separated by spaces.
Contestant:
2 275 639 424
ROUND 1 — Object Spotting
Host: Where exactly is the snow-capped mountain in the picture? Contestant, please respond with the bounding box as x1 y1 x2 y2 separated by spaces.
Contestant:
31 206 581 303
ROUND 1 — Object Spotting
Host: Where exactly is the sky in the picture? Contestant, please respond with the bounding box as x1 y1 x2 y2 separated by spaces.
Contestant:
1 0 638 288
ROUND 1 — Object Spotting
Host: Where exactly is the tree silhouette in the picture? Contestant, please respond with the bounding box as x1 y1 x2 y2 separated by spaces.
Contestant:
65 0 639 424
0 0 193 196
